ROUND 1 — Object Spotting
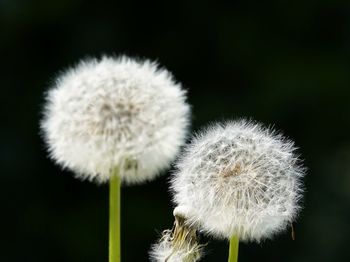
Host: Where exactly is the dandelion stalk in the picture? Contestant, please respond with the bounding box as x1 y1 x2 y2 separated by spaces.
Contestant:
109 169 121 262
228 235 239 262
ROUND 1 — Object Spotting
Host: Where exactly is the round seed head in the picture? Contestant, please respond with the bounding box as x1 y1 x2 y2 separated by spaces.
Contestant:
41 56 190 184
171 120 305 242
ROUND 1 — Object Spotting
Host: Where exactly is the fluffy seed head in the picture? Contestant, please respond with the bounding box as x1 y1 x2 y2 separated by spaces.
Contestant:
150 215 203 262
41 56 190 184
171 120 305 242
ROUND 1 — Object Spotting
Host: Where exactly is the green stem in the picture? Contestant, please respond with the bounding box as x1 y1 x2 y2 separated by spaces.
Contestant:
228 235 239 262
109 170 121 262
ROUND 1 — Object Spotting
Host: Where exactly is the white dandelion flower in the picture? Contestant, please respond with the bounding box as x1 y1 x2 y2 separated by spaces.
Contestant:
41 56 190 184
150 212 203 262
171 120 305 242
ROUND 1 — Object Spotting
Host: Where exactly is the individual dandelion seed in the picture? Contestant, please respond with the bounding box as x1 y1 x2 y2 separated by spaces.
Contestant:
41 56 190 184
150 210 203 262
40 56 191 262
171 119 305 261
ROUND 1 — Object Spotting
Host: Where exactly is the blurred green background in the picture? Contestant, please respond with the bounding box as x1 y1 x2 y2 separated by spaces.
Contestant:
1 0 350 261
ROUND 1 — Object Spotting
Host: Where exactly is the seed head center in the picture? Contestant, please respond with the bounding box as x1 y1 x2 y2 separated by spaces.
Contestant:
221 164 243 177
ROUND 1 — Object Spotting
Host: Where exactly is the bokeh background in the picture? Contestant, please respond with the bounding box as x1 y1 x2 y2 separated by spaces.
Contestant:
1 0 350 261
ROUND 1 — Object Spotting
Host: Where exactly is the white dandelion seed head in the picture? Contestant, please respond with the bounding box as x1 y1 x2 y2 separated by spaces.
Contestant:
41 56 190 184
171 120 305 242
150 215 203 262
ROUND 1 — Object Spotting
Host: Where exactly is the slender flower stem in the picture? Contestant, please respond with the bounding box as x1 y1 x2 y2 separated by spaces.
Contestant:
228 235 239 262
109 169 121 262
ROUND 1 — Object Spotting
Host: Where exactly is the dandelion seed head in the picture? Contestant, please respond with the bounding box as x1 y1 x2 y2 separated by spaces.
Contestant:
171 120 305 242
150 215 203 262
41 56 190 184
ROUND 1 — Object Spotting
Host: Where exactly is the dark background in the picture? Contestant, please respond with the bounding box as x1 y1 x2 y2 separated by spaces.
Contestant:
1 0 350 261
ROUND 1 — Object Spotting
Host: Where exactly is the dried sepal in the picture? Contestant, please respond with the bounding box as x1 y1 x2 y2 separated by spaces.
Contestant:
150 215 203 262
